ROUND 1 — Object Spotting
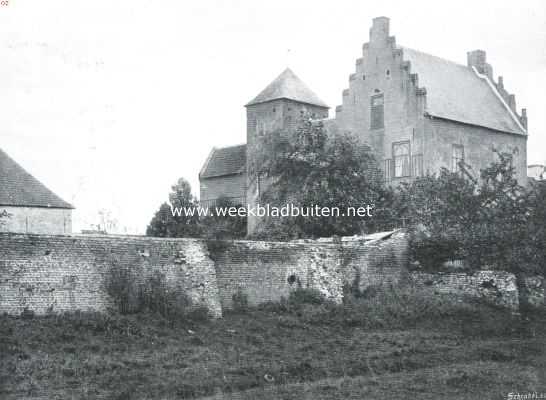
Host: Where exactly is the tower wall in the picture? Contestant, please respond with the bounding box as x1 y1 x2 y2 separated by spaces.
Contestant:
246 99 328 234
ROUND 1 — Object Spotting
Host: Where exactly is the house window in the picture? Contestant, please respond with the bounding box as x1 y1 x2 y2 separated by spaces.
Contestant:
452 145 464 172
370 94 384 130
393 141 410 177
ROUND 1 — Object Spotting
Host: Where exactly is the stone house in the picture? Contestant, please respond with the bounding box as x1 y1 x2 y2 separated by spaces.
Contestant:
199 17 529 233
0 148 73 234
528 164 545 181
331 17 527 185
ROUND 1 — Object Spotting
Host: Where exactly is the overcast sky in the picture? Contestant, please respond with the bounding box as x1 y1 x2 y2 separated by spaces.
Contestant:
1 0 545 233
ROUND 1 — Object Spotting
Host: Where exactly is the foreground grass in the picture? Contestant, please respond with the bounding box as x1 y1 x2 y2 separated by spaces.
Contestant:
0 299 545 399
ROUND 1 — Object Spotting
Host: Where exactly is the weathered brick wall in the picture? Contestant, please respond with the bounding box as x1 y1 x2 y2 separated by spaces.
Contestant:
2 231 535 317
209 240 344 309
208 231 409 309
0 206 72 235
0 232 408 316
0 233 222 317
341 231 409 292
409 270 520 310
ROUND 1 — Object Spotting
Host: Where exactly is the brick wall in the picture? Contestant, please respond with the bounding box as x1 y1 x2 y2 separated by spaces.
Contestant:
409 270 520 310
210 240 344 309
0 233 222 317
340 231 409 292
0 232 408 316
0 206 72 235
2 231 538 317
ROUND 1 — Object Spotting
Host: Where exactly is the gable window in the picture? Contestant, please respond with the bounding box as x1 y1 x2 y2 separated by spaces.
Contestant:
370 94 384 130
257 121 266 136
452 145 464 172
393 141 410 177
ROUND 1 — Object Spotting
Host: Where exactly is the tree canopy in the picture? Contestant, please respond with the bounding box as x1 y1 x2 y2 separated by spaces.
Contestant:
250 118 387 240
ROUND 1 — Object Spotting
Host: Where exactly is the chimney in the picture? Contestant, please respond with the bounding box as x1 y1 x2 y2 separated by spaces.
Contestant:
521 108 527 129
498 76 504 89
467 49 493 80
508 94 517 113
370 16 390 47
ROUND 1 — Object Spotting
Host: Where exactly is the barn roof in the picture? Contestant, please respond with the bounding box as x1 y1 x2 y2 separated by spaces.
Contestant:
246 68 329 108
0 148 73 209
401 47 526 135
199 144 247 179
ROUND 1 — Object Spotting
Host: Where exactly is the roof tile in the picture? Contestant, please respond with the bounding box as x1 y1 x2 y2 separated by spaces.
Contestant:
401 47 525 135
246 68 329 108
200 144 247 179
0 148 73 209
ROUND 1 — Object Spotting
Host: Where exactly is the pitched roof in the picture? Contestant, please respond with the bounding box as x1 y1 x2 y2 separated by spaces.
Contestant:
199 144 247 179
246 68 329 108
401 47 526 135
0 148 73 209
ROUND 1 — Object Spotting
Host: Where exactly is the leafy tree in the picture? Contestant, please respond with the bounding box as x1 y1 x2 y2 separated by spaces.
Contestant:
250 117 386 240
146 178 202 238
0 209 13 231
199 197 247 240
398 151 543 275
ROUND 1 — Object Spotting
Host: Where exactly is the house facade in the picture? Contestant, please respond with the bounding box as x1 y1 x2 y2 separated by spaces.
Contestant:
331 17 527 184
0 148 73 235
199 17 529 233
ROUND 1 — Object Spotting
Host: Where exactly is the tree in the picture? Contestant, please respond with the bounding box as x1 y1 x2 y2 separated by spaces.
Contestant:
146 178 202 238
199 197 247 240
0 209 13 232
397 151 543 275
251 117 386 240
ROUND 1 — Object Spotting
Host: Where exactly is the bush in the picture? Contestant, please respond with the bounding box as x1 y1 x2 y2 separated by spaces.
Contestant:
288 288 327 306
264 283 515 331
105 265 142 314
232 289 249 313
105 266 209 322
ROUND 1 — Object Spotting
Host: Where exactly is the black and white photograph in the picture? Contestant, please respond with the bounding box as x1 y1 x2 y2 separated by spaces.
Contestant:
1 1 545 399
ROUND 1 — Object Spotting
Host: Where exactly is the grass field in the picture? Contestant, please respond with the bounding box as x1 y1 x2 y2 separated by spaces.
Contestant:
1 291 545 399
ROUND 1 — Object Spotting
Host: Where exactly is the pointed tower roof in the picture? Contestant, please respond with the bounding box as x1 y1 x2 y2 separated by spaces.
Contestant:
246 68 329 108
0 148 73 209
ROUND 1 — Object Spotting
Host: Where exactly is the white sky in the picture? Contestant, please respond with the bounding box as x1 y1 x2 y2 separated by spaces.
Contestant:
1 0 545 234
